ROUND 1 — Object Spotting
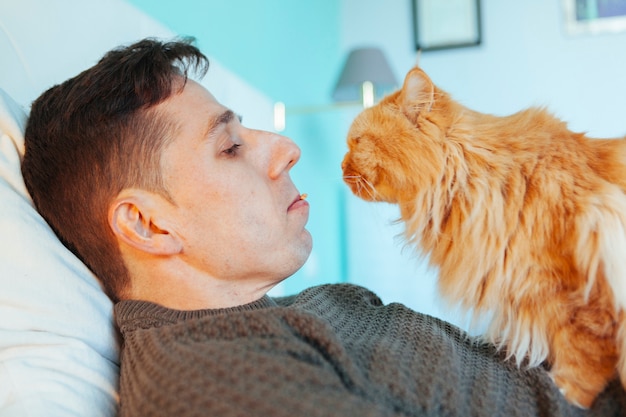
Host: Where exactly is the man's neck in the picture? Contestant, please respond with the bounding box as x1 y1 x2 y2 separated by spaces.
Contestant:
124 262 281 310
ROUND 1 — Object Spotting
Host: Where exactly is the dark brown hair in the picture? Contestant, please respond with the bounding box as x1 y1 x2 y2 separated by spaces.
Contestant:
21 38 209 301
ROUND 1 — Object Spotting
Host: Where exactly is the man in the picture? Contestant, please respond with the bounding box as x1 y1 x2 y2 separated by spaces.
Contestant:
21 38 626 416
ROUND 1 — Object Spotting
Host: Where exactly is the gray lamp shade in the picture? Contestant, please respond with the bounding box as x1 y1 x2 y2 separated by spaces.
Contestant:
332 47 398 102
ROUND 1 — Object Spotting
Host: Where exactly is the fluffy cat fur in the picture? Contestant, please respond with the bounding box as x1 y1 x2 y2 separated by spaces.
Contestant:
341 66 626 408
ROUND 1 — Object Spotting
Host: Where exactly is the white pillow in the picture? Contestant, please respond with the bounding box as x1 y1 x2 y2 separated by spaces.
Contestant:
0 89 119 416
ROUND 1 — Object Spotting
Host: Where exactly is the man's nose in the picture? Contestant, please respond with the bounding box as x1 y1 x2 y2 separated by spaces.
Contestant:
267 133 301 179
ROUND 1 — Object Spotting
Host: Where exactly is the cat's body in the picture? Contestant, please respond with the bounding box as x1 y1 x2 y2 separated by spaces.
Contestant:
341 67 626 408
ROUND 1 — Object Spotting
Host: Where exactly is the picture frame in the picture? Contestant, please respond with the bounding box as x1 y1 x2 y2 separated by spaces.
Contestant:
412 0 481 51
563 0 626 35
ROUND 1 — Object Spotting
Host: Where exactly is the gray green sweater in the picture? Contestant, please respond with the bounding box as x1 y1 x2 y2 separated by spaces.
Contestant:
114 283 626 416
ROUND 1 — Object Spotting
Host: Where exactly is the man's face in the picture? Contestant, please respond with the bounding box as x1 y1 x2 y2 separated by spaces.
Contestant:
157 79 312 291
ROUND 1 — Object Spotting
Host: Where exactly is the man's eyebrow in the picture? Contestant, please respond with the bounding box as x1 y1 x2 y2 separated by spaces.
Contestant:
203 109 236 140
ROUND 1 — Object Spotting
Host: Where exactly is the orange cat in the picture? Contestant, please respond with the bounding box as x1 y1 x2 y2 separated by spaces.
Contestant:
341 66 626 408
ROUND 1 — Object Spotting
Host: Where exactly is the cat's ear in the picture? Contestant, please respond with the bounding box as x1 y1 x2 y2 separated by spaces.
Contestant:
400 67 434 122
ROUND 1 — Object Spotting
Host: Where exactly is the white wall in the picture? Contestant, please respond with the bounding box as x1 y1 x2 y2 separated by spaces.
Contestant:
339 0 626 329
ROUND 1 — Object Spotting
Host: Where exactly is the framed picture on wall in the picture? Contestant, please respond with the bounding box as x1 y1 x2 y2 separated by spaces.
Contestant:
412 0 481 51
563 0 626 35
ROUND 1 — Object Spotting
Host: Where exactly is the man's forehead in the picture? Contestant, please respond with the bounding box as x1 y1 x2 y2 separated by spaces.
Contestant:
158 78 227 117
181 79 220 105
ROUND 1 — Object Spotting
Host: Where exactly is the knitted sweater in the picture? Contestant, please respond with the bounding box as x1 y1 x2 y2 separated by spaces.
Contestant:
114 283 626 416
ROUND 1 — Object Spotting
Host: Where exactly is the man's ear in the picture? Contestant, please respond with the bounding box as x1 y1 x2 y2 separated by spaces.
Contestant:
108 189 182 255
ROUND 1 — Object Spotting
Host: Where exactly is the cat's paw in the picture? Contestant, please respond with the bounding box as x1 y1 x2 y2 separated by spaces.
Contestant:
549 372 595 409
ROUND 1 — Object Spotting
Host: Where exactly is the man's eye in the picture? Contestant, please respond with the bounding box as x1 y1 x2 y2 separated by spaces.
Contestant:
223 143 241 157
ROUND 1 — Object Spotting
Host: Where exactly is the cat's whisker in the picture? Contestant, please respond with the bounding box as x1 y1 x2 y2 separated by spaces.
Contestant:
359 177 378 200
343 175 363 192
349 176 377 200
343 174 373 199
357 181 370 198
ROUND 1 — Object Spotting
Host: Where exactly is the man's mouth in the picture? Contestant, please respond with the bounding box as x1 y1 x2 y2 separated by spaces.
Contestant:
288 193 309 211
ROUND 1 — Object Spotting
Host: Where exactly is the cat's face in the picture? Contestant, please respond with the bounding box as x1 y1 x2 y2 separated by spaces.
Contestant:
341 67 447 204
